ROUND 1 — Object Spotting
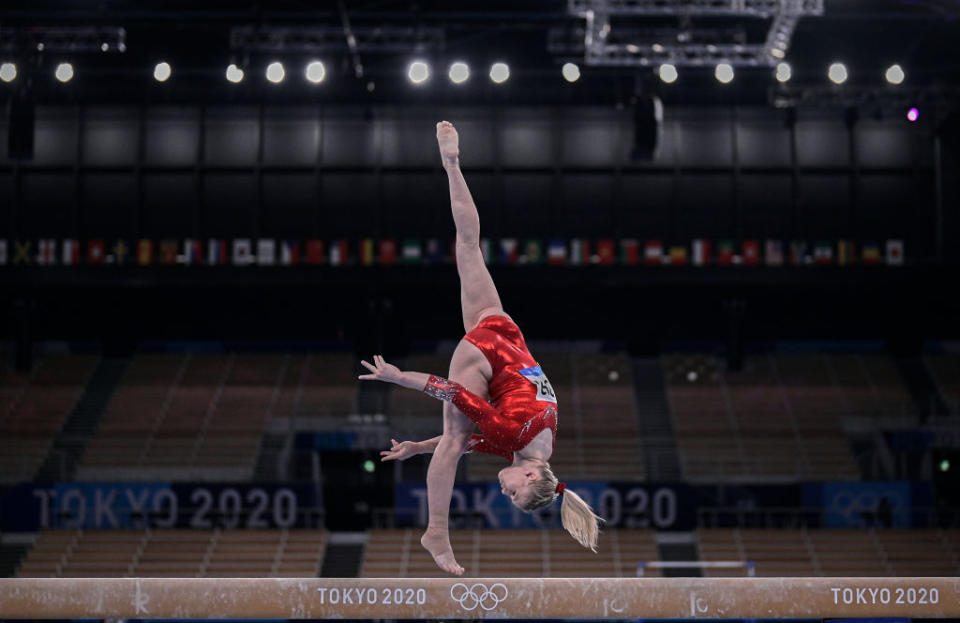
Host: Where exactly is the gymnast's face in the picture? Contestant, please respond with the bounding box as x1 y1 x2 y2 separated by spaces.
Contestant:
498 465 537 507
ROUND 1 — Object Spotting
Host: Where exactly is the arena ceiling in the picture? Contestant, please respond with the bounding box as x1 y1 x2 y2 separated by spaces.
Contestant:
0 0 958 106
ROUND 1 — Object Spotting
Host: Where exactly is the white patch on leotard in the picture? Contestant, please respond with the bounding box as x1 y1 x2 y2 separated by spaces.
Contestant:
518 365 558 404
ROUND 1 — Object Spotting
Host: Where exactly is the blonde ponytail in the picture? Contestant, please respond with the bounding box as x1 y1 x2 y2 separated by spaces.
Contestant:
558 487 602 552
521 462 603 552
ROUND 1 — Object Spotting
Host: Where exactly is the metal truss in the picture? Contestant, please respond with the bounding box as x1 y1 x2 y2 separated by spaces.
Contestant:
569 0 822 18
769 84 958 111
230 26 444 54
0 26 126 54
566 0 823 67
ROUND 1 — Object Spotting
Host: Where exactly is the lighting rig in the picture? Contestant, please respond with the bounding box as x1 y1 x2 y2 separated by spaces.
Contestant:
555 0 824 67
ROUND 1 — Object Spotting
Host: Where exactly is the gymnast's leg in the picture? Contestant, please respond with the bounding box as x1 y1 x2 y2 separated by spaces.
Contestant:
436 120 510 332
419 121 500 575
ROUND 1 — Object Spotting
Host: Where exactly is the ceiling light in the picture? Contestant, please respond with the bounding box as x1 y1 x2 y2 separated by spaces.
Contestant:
408 60 430 84
489 62 510 84
828 62 848 85
305 60 326 84
658 63 678 84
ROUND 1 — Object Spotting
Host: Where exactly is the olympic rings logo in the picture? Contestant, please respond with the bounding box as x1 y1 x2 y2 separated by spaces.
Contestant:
450 582 509 611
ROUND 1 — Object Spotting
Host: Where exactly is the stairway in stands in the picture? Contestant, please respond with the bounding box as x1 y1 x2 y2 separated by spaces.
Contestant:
631 359 683 481
319 533 367 577
894 355 950 422
34 357 130 482
656 533 703 577
253 433 288 481
0 541 31 578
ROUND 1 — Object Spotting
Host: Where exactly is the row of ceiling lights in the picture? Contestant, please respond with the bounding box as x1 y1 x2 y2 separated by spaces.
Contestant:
0 59 908 87
656 62 906 85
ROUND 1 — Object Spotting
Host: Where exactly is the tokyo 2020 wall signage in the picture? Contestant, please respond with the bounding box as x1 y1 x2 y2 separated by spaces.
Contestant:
0 482 317 531
394 482 690 530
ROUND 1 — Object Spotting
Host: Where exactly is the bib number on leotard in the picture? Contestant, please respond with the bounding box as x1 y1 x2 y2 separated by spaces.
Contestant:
518 365 558 404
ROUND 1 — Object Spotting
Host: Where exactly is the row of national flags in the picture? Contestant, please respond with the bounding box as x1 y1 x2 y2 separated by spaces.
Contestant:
0 238 906 267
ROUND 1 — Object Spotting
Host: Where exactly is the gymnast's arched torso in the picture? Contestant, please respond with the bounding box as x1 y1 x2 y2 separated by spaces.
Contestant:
424 314 558 462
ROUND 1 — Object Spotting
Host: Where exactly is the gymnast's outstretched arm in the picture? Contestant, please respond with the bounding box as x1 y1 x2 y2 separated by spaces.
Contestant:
379 436 477 462
359 356 503 426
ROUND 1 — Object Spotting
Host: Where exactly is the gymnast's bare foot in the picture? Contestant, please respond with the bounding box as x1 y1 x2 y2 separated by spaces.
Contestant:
421 527 465 576
436 120 459 169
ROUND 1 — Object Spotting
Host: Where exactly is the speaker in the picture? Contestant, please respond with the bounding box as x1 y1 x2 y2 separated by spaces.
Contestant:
631 95 662 161
8 97 35 160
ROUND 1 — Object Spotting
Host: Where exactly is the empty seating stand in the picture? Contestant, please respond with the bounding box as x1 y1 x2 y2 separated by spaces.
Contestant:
665 352 876 480
359 529 658 578
697 529 960 577
78 353 296 480
0 354 98 483
15 529 326 578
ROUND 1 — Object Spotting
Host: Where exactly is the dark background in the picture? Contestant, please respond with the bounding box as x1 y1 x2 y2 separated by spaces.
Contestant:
1 0 959 353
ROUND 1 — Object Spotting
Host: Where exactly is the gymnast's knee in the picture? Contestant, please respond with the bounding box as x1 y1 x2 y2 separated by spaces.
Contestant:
455 236 481 255
437 430 472 454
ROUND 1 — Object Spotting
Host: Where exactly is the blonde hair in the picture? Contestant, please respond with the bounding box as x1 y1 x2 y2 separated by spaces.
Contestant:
521 462 602 552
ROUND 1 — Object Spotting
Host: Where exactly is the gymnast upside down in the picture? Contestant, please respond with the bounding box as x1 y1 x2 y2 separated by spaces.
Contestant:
359 121 601 575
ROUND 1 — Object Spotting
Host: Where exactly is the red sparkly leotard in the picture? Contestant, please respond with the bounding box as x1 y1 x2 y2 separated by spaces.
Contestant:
422 315 558 461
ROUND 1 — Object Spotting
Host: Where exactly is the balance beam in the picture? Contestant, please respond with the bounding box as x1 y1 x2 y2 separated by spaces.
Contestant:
0 577 957 619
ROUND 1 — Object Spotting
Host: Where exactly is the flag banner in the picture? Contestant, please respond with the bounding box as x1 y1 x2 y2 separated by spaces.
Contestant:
813 240 833 266
789 240 808 266
86 240 104 265
256 239 276 266
620 239 639 266
716 240 735 266
232 239 254 266
547 239 567 266
742 239 760 266
110 239 131 266
764 240 784 267
837 240 856 266
137 240 154 266
479 238 491 265
522 239 542 265
499 238 518 265
305 240 325 265
378 239 398 266
36 239 56 266
692 239 710 266
280 240 300 266
62 239 79 266
643 240 662 266
402 239 422 265
669 246 688 266
0 237 916 269
425 238 449 265
13 241 33 265
159 239 179 265
359 239 375 267
595 239 616 265
862 242 882 266
205 239 225 266
330 239 349 266
569 239 590 266
886 239 904 265
177 239 202 266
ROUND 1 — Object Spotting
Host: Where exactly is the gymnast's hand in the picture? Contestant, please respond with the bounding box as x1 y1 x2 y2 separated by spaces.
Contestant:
359 355 404 385
380 438 421 462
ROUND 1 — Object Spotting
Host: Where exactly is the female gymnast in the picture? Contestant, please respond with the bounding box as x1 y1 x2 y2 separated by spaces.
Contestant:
359 121 601 576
